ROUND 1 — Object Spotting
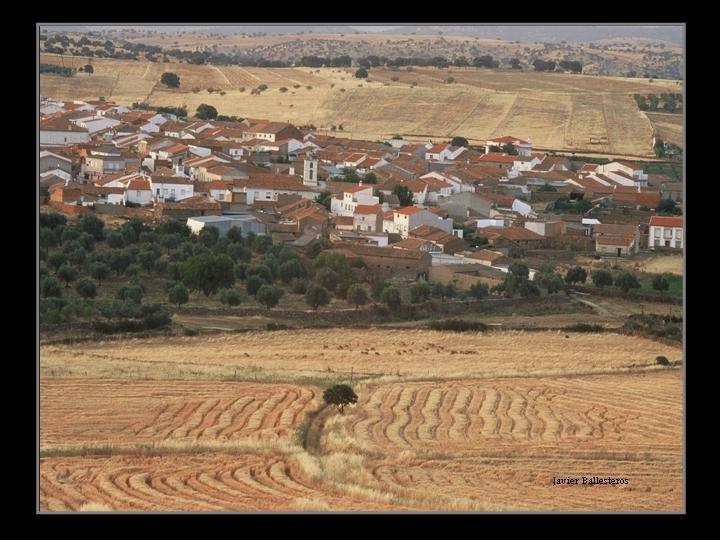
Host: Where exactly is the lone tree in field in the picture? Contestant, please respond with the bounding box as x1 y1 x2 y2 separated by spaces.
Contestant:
84 64 94 74
615 272 641 293
196 103 218 120
354 67 368 79
323 384 358 414
168 282 189 307
451 136 468 147
161 72 180 88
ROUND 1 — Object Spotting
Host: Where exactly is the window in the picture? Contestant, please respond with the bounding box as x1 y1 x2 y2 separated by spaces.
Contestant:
675 229 682 239
136 190 141 196
654 228 661 238
664 229 672 238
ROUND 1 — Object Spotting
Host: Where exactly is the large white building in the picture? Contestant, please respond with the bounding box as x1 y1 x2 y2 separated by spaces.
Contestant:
330 184 378 217
649 216 683 249
390 206 454 238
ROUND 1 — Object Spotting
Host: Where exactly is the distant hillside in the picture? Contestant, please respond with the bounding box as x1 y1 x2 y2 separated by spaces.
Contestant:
377 25 683 45
39 25 684 44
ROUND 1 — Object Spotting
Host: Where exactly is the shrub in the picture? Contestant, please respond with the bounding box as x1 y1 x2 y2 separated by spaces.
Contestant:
381 286 402 311
75 278 97 299
219 289 242 307
246 275 267 297
565 266 587 285
591 269 613 288
656 355 670 366
563 323 604 333
346 284 369 309
256 284 283 309
315 268 339 291
428 319 489 332
289 277 309 294
305 283 331 310
168 282 189 307
652 274 670 291
410 281 432 304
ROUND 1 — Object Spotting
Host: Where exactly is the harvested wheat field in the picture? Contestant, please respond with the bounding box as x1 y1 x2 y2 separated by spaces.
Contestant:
40 379 318 446
40 329 683 512
40 55 682 157
40 453 413 512
40 329 681 383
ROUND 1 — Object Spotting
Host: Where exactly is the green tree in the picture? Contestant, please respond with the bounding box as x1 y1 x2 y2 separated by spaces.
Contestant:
305 283 331 310
468 282 489 299
314 252 351 275
198 226 219 247
323 384 358 413
354 67 369 78
227 226 243 243
535 272 564 293
67 247 87 267
106 231 125 249
658 198 682 215
315 268 339 292
48 252 68 273
289 277 309 294
40 227 58 255
346 284 369 309
615 272 641 293
61 227 81 245
219 288 242 306
279 259 306 283
89 262 111 285
246 275 267 296
381 286 402 311
565 266 587 285
196 103 218 120
591 269 613 289
160 71 180 88
251 235 273 254
451 136 468 147
247 264 273 283
652 274 670 292
41 277 62 298
117 284 144 304
79 214 105 240
256 284 284 309
316 191 332 210
226 243 251 263
180 254 235 296
57 265 78 287
393 184 414 206
108 249 133 276
75 278 97 299
501 142 518 155
370 279 390 301
410 281 432 303
168 282 189 307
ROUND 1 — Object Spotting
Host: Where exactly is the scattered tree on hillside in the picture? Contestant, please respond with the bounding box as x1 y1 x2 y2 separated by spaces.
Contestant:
168 282 189 307
652 274 670 292
565 266 587 285
196 103 218 120
346 284 369 309
256 284 283 310
591 269 613 289
160 71 180 88
180 254 234 296
615 272 641 293
305 283 331 310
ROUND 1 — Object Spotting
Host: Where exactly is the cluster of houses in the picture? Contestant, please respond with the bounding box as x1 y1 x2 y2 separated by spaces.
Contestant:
40 97 684 287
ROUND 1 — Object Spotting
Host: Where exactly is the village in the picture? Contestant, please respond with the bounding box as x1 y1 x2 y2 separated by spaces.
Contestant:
40 97 683 312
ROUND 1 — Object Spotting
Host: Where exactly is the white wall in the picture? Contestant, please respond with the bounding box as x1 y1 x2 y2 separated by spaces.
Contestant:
40 130 90 146
127 190 152 205
649 226 683 249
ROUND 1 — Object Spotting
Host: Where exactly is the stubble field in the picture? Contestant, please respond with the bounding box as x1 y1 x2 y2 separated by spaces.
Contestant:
40 329 683 512
40 54 682 157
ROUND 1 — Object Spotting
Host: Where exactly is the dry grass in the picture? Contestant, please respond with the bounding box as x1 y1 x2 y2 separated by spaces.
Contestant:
40 55 682 157
646 111 683 148
634 254 683 276
40 329 681 383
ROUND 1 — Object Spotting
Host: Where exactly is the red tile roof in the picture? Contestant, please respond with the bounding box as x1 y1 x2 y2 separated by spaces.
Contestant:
343 184 373 194
649 216 683 228
427 144 447 154
479 226 545 241
354 204 383 214
615 160 637 170
487 135 530 145
597 235 634 246
404 180 428 193
478 153 518 164
127 179 151 191
395 206 425 216
344 152 367 163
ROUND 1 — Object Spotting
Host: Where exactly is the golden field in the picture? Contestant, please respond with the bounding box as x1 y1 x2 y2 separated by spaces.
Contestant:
40 329 683 511
40 54 683 157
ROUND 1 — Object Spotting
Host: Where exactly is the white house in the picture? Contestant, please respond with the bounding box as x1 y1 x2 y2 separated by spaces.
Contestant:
352 204 384 232
486 135 532 156
125 178 153 206
648 216 683 249
392 206 454 238
40 119 91 146
231 175 318 205
330 184 378 217
150 175 195 202
341 153 368 169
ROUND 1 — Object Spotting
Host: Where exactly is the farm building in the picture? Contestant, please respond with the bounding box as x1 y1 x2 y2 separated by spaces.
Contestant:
186 214 267 237
595 235 637 257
